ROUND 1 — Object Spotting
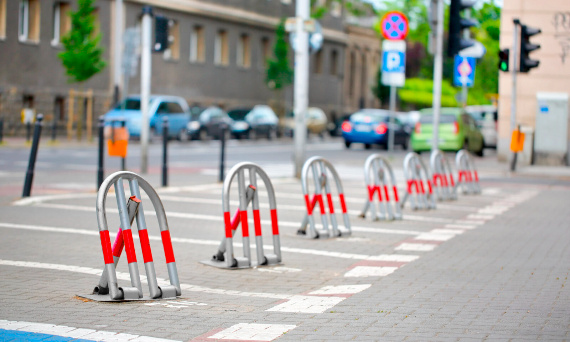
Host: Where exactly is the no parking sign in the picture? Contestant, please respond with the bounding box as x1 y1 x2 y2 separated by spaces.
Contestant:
380 11 409 41
380 11 408 87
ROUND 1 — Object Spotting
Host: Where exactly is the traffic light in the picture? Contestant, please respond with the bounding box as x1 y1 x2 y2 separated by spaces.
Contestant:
498 48 509 72
154 15 169 52
519 24 541 72
447 0 478 57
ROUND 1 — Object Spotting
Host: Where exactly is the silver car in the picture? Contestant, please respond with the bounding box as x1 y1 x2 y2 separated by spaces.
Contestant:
466 105 497 149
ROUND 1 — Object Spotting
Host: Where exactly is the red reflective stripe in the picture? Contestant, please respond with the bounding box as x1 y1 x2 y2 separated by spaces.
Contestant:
474 171 479 182
433 174 439 186
224 211 232 238
384 185 390 202
393 186 399 202
100 230 114 264
231 209 241 231
326 193 335 214
419 181 426 194
458 171 464 182
317 194 325 215
129 196 141 203
407 180 414 193
270 209 279 235
376 186 383 202
367 185 374 201
122 229 137 264
161 230 175 264
139 229 153 263
427 180 433 194
449 174 455 186
339 194 347 214
111 228 124 258
240 210 249 237
253 209 262 236
304 194 313 215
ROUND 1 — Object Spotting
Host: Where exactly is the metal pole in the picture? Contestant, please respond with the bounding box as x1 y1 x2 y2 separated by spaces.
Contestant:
26 122 31 142
219 124 227 182
162 116 168 187
462 9 471 108
293 0 310 178
0 119 4 144
510 19 520 172
431 0 444 152
388 85 396 152
51 117 57 142
22 114 43 197
97 116 105 189
113 0 124 106
121 120 126 170
140 6 152 174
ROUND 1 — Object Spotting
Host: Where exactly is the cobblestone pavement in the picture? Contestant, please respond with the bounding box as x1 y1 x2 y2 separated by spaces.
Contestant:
0 140 568 341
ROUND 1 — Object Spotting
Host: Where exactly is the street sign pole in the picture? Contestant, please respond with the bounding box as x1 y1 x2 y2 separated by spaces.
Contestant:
140 6 152 174
510 19 520 171
462 9 471 107
388 85 396 152
113 0 123 106
293 0 310 178
432 0 444 152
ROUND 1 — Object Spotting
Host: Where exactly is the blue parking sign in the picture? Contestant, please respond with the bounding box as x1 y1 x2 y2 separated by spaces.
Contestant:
382 51 406 73
453 56 476 87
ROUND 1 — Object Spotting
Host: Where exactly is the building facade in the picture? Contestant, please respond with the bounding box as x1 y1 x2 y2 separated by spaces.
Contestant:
0 0 380 137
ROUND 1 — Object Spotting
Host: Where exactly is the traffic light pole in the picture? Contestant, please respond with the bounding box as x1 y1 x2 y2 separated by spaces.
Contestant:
431 0 444 152
510 19 520 171
140 6 152 174
293 0 309 178
113 0 123 106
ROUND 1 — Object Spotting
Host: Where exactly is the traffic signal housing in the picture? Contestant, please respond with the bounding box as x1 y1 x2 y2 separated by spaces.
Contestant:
519 24 541 72
154 15 169 52
498 48 509 72
448 0 478 57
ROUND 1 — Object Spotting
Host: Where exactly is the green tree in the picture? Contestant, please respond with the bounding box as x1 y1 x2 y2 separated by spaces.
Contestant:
266 19 293 117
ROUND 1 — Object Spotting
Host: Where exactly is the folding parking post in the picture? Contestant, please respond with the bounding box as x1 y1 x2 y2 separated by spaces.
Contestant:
455 149 481 195
202 162 281 269
399 152 437 210
81 171 181 302
430 150 458 201
359 154 402 221
297 156 351 239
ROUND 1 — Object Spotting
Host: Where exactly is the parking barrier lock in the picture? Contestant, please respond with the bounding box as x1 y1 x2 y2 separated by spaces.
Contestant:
202 162 281 269
399 152 436 210
359 154 402 221
430 150 458 201
82 171 181 302
297 156 351 238
455 149 481 195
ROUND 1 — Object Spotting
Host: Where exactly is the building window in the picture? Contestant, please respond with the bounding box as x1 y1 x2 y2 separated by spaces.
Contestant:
164 20 180 60
214 30 229 66
189 25 205 63
330 50 338 75
52 2 71 46
0 0 6 39
261 37 270 68
281 0 292 4
314 49 323 74
19 0 41 42
92 7 100 37
237 34 251 68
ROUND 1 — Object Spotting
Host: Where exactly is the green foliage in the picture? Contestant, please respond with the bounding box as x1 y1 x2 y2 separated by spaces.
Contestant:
397 78 458 108
311 0 373 19
372 67 390 106
58 0 106 84
266 19 293 91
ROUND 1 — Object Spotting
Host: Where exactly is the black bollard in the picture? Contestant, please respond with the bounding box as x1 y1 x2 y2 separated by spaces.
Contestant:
219 123 227 182
97 116 105 189
162 117 168 187
26 122 31 142
51 118 57 142
0 119 4 144
22 114 44 197
121 120 126 171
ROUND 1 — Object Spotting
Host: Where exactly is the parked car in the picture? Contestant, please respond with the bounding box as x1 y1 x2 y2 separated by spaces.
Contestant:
238 105 279 140
411 107 484 156
186 105 206 140
227 108 252 139
341 109 410 149
280 107 328 138
188 106 233 140
329 114 351 137
465 105 498 149
104 95 191 140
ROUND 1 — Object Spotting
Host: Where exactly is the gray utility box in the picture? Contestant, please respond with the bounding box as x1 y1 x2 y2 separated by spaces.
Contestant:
534 92 569 166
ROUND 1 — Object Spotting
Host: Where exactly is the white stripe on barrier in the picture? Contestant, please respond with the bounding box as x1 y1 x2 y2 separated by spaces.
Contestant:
0 320 180 342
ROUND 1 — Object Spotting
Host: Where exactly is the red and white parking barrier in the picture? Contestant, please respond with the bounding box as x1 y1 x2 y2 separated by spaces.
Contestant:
400 152 436 210
430 150 458 201
202 162 281 269
359 154 402 221
298 156 351 239
456 149 481 194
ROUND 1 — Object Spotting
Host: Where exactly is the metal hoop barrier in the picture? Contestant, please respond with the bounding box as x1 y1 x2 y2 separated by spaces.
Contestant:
202 162 281 269
430 150 458 201
359 154 402 221
455 149 481 194
83 171 181 302
400 152 436 210
297 156 351 238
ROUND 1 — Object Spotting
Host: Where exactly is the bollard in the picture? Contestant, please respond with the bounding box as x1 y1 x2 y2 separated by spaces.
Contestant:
219 123 227 182
97 116 105 189
359 154 402 221
26 122 32 142
162 117 168 187
0 118 4 144
456 149 481 195
51 118 57 142
22 114 43 197
430 150 457 201
202 162 281 269
399 152 436 210
121 120 126 170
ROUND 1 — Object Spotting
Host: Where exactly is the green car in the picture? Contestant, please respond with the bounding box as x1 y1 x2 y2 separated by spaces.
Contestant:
411 108 484 156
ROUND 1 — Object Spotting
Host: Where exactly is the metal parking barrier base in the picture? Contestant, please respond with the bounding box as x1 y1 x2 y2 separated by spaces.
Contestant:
430 150 458 201
359 154 402 221
297 156 351 239
201 162 282 269
456 149 481 195
79 171 181 302
399 152 436 210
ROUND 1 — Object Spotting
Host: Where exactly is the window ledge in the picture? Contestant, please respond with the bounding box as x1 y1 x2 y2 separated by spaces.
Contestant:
51 41 63 48
189 60 206 64
19 38 40 46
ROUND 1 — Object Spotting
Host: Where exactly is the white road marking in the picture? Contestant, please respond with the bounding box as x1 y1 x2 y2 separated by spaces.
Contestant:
395 243 437 252
467 214 495 220
257 267 302 274
430 229 464 235
0 320 180 342
208 323 296 341
454 220 485 226
414 233 455 242
144 300 208 309
344 266 398 278
445 223 477 230
266 295 344 314
308 284 371 295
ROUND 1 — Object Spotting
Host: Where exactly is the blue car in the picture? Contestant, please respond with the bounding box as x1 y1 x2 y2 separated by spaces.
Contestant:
104 95 191 140
341 109 409 149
